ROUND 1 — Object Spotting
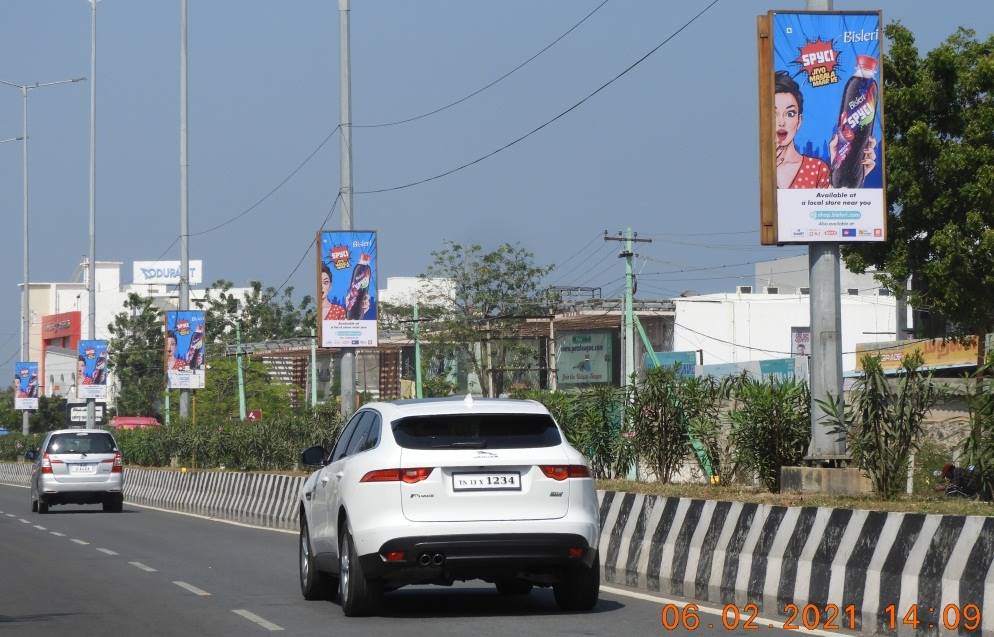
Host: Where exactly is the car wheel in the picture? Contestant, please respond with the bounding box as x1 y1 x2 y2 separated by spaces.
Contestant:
496 579 533 596
339 527 381 616
37 498 49 515
103 495 123 513
553 551 600 611
299 519 335 600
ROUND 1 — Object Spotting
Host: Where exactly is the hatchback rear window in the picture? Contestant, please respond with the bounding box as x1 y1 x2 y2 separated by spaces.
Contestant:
392 414 561 449
46 432 117 455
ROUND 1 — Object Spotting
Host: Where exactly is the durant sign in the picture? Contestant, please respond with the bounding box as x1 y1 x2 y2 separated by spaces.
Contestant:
133 260 203 286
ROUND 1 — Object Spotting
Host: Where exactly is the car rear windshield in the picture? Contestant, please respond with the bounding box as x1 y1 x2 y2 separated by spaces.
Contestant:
392 414 561 449
46 432 117 455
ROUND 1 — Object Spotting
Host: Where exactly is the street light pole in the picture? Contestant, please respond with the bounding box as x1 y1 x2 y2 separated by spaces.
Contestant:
87 0 98 428
0 76 86 435
338 0 356 416
178 0 191 419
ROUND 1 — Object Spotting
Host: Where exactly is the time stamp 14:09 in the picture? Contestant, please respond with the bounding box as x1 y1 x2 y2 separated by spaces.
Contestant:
658 603 982 632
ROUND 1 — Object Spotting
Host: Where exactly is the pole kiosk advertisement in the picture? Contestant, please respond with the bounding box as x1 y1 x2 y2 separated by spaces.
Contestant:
164 310 206 389
76 340 109 400
317 230 378 348
757 10 886 244
13 362 39 410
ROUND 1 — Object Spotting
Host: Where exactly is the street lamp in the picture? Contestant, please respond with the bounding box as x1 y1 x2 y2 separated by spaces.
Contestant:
0 76 86 435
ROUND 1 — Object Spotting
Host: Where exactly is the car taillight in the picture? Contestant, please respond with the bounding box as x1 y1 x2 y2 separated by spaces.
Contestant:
540 465 591 481
102 452 123 473
360 468 433 484
40 453 63 474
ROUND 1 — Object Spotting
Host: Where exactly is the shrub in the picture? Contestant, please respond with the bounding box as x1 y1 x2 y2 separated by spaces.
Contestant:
820 353 936 499
729 377 810 492
957 365 994 499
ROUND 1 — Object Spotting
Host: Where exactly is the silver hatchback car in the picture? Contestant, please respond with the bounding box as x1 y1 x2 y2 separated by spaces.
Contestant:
27 429 124 513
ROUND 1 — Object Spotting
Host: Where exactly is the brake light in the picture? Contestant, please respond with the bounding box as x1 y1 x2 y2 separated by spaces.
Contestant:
40 453 63 474
383 550 405 562
540 465 591 481
360 468 433 484
101 452 124 473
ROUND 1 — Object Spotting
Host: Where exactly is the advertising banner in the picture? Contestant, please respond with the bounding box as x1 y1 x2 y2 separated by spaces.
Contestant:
67 402 106 423
133 260 203 286
13 362 39 410
645 351 697 376
556 332 613 386
855 337 978 373
77 340 109 400
758 11 886 244
165 310 206 389
317 231 378 348
791 326 811 357
697 357 808 382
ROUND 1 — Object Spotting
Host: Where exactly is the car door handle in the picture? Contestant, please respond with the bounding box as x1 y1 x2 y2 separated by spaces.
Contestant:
335 472 344 480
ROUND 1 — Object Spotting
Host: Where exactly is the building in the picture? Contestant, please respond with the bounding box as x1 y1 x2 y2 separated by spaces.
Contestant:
752 254 888 296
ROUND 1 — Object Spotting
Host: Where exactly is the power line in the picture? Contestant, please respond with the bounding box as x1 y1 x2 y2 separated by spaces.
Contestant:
355 0 721 195
149 126 341 264
354 0 612 129
549 232 603 274
272 192 343 297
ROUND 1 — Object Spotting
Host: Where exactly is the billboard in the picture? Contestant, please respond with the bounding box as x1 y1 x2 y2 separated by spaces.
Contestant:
645 351 697 376
77 340 109 400
133 260 203 286
165 310 206 389
791 326 811 357
758 11 886 244
556 332 613 386
13 362 39 410
317 231 378 348
855 337 978 373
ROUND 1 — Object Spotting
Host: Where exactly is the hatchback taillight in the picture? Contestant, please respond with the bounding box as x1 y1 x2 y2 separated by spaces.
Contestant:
40 453 63 474
102 452 123 473
360 468 433 484
540 465 591 481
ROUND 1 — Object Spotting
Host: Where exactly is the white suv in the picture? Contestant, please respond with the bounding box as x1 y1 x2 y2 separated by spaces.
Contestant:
297 397 600 616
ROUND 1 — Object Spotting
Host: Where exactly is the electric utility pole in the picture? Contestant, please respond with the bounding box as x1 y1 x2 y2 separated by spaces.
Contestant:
804 0 846 461
178 0 191 419
338 0 356 416
604 229 652 388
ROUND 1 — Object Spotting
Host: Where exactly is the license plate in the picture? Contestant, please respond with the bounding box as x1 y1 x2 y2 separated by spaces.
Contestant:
69 463 96 475
452 472 521 492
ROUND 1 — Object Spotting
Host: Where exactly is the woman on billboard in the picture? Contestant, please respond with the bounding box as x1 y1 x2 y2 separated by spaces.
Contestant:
320 263 346 320
774 71 875 189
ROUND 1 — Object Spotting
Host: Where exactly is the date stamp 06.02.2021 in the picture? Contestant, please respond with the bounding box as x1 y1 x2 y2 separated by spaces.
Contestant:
659 603 983 632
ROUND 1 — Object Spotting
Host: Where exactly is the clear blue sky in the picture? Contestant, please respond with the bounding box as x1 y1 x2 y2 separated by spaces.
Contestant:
0 0 990 363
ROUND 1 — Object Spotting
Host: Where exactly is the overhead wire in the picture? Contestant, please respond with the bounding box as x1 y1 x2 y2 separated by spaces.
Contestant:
355 0 721 195
354 0 612 128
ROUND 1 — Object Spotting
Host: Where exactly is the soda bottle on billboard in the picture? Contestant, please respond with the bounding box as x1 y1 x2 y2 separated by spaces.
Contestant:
187 324 205 370
830 55 878 188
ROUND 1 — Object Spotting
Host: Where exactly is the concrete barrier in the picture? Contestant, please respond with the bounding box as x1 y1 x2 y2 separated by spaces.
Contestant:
3 461 992 634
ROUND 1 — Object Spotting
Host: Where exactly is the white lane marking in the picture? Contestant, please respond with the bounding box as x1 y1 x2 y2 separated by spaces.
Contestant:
173 581 211 597
0 483 28 489
232 610 284 632
96 548 118 556
71 539 90 545
33 525 46 531
599 586 845 637
18 518 30 523
129 561 157 572
127 501 296 535
50 531 66 537
4 513 15 517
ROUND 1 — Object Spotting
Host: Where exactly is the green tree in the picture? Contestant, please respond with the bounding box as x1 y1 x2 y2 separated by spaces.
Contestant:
196 280 315 346
421 242 552 397
108 293 165 416
167 357 292 421
843 26 994 349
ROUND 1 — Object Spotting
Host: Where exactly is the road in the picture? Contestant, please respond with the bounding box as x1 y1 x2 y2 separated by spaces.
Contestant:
0 484 790 636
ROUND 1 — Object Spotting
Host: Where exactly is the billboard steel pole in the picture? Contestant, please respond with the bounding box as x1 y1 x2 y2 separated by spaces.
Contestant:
178 0 191 419
804 0 846 460
87 0 98 428
339 0 356 416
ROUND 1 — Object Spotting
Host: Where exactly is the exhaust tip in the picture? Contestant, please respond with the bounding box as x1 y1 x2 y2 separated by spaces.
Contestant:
418 553 432 567
431 553 445 566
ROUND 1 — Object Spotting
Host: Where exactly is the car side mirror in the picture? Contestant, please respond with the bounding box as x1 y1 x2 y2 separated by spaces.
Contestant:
300 445 327 467
24 450 37 462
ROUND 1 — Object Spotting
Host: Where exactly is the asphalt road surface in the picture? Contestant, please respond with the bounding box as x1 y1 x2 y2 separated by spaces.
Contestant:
0 484 795 636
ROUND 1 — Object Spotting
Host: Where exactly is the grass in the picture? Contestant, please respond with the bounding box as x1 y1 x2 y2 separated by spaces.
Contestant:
597 479 994 517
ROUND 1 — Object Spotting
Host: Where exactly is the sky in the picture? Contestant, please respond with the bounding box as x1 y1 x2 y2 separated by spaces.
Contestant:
0 0 991 364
